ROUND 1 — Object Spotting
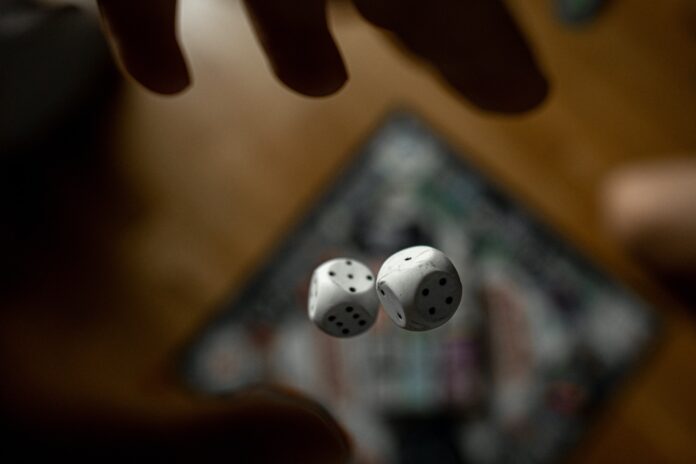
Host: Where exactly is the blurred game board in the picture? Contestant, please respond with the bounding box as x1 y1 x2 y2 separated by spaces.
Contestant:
182 112 658 464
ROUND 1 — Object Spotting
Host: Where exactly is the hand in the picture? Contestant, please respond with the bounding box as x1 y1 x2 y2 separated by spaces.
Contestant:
97 0 548 112
603 158 696 301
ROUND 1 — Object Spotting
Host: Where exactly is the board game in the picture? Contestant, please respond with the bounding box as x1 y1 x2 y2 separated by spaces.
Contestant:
182 112 658 464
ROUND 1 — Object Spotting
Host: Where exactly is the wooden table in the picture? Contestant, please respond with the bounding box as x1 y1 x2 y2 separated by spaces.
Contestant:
3 0 696 461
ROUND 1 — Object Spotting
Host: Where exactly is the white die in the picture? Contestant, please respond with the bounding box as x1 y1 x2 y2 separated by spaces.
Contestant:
376 246 462 331
308 258 379 337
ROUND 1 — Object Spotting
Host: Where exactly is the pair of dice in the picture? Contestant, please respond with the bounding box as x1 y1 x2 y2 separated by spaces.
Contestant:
308 246 463 337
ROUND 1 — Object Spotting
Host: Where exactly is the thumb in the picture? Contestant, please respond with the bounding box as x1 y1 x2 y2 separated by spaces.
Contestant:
149 387 353 463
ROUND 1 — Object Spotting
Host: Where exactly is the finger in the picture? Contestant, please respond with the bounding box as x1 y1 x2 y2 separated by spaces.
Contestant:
602 159 696 273
97 0 190 94
353 0 549 113
243 0 347 97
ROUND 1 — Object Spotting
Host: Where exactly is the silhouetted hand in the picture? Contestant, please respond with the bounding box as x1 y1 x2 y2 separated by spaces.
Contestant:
97 0 548 112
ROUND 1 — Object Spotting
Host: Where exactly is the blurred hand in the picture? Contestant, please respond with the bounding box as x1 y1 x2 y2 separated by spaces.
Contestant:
97 0 548 112
603 158 696 300
33 388 352 463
